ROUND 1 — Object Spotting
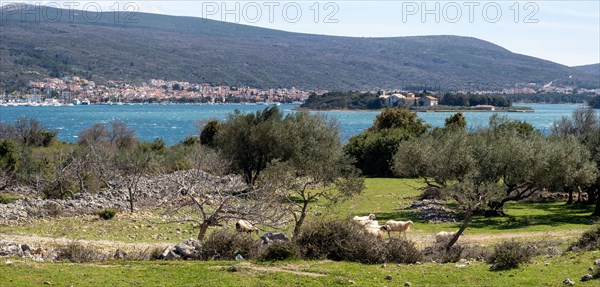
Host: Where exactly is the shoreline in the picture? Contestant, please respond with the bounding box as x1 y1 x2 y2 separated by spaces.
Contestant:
294 107 535 113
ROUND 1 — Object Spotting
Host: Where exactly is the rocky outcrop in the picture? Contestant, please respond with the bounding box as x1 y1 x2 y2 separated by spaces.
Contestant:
0 170 245 222
260 232 290 245
409 200 461 223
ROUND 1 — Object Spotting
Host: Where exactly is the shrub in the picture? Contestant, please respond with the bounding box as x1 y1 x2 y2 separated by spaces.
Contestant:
259 241 300 261
487 240 533 270
150 247 164 260
593 267 600 279
568 225 600 252
0 193 20 204
419 186 446 200
122 246 164 261
422 244 466 263
42 179 78 199
384 238 422 264
97 208 118 220
201 229 261 260
55 242 105 263
180 136 200 146
295 218 385 264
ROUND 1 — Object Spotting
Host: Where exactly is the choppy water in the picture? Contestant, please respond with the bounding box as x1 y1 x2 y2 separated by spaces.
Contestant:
0 103 593 145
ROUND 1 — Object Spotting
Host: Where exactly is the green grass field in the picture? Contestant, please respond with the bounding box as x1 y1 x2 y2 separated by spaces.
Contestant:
2 251 599 286
1 178 599 286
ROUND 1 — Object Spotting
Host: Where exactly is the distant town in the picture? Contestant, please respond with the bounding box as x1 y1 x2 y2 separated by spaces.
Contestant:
1 76 599 106
1 77 313 106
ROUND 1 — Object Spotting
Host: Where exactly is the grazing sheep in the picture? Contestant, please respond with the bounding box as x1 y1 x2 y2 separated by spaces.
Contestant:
363 220 384 239
353 214 376 226
435 231 457 243
235 220 259 235
381 220 414 238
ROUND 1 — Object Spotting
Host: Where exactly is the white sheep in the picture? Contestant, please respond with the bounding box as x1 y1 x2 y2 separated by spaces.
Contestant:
381 220 414 238
363 220 384 239
352 214 376 226
235 219 259 235
435 231 457 243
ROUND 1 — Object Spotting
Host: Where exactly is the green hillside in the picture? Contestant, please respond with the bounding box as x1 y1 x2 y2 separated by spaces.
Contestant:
1 4 598 91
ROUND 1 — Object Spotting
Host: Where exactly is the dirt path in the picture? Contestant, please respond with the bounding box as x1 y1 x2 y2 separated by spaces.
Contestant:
2 228 583 251
213 262 326 277
0 233 170 252
401 229 585 247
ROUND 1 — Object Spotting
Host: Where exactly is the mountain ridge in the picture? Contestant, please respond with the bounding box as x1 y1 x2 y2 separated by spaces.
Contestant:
1 4 598 91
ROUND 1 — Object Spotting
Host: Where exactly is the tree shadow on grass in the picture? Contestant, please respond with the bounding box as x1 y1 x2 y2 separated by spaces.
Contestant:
468 203 596 230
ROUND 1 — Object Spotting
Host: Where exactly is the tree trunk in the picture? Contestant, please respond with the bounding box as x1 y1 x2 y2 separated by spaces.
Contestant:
197 222 210 240
585 183 599 205
292 200 309 239
128 187 134 213
592 187 600 217
446 211 472 251
576 187 583 204
486 201 506 217
567 190 574 204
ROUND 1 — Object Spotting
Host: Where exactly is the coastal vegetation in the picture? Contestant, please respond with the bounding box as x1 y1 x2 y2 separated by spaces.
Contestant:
589 96 600 109
2 106 600 286
439 93 511 107
301 92 384 110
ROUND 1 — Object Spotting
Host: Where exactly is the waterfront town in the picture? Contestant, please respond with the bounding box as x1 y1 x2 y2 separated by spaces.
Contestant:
1 76 599 106
1 77 313 106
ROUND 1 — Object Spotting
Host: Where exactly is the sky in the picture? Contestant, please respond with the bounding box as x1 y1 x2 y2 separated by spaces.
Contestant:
8 0 600 67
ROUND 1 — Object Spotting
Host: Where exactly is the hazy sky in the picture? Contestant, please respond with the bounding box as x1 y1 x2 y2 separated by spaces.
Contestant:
13 1 600 66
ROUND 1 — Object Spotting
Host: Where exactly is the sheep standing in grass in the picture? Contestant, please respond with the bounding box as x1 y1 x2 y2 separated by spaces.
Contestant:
235 220 259 235
435 231 457 243
381 220 414 238
353 214 376 226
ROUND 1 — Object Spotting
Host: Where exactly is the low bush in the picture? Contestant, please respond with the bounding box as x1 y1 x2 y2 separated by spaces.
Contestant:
122 247 165 261
419 186 446 200
42 180 78 199
150 247 164 260
384 238 422 264
487 240 533 270
295 218 385 264
422 244 465 263
568 224 600 252
97 208 118 220
201 229 261 260
0 193 20 204
259 241 300 261
55 242 106 263
593 267 600 280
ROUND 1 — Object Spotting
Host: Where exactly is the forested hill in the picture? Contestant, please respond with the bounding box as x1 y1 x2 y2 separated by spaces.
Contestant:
1 4 599 91
572 64 600 81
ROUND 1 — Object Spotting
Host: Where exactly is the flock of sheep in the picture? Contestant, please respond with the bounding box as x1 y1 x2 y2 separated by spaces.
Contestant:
235 215 457 244
353 214 457 243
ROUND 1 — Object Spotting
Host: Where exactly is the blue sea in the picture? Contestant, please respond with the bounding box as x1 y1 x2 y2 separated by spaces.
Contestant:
0 103 593 145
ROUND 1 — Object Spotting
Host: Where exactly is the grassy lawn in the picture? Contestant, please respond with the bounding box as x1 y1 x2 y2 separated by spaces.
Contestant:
1 178 596 244
332 178 595 233
2 251 599 286
0 212 198 244
1 178 599 286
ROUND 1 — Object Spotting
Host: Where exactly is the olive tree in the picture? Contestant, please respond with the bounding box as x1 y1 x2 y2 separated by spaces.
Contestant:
0 139 19 190
345 108 430 176
259 111 365 237
165 146 288 240
394 118 597 249
215 106 283 185
552 107 600 215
